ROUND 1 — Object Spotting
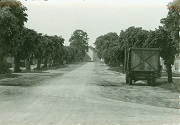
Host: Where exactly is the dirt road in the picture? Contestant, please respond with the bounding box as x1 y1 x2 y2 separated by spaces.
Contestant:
0 62 179 125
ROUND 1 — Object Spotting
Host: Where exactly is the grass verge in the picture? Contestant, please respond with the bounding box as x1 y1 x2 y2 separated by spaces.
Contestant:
107 66 125 73
108 66 180 92
0 74 20 80
156 78 180 92
0 63 86 86
0 73 62 86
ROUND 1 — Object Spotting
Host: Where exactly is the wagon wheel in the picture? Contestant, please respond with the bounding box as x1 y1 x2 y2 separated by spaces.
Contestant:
151 78 156 86
129 76 132 85
126 73 129 83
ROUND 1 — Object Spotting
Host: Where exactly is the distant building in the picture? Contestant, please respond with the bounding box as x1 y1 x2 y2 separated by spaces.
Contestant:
84 46 100 62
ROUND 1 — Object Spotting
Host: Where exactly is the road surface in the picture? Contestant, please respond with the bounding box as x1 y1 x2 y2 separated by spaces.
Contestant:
0 62 179 125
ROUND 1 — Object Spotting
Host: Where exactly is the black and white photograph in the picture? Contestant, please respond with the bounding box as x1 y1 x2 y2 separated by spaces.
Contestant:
0 0 179 124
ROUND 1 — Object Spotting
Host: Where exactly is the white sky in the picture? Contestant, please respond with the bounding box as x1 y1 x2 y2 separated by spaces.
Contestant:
19 0 172 46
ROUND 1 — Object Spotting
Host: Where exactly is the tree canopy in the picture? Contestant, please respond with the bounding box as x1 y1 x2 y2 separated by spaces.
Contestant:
69 29 89 61
161 0 180 55
0 0 27 73
94 28 149 66
94 32 123 66
0 1 90 73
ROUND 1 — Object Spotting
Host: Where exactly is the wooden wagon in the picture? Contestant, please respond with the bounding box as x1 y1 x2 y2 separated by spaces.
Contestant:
124 48 161 85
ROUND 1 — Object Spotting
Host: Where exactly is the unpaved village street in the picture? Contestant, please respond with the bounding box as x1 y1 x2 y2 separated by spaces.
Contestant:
0 62 179 125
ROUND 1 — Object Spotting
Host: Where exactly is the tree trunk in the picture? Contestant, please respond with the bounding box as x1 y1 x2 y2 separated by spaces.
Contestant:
37 58 41 70
14 54 21 73
166 63 173 83
48 59 52 67
0 52 7 74
0 57 4 73
43 59 48 68
0 47 5 73
26 59 31 71
59 58 63 65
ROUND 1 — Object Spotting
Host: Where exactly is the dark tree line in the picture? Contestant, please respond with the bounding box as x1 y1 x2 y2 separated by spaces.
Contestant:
0 0 88 73
94 0 179 83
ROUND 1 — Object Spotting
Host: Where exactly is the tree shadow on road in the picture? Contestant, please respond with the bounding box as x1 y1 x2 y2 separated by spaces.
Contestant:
96 81 124 87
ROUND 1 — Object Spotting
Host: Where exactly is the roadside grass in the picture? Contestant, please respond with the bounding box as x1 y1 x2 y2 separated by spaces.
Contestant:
14 64 68 73
156 78 180 92
107 65 125 73
108 66 180 92
0 73 61 86
0 62 86 86
33 64 67 71
0 73 20 80
20 70 45 73
108 66 180 77
96 81 123 87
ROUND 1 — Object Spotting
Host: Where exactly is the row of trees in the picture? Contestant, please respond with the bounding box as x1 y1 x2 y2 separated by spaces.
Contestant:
0 0 89 73
94 0 179 83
